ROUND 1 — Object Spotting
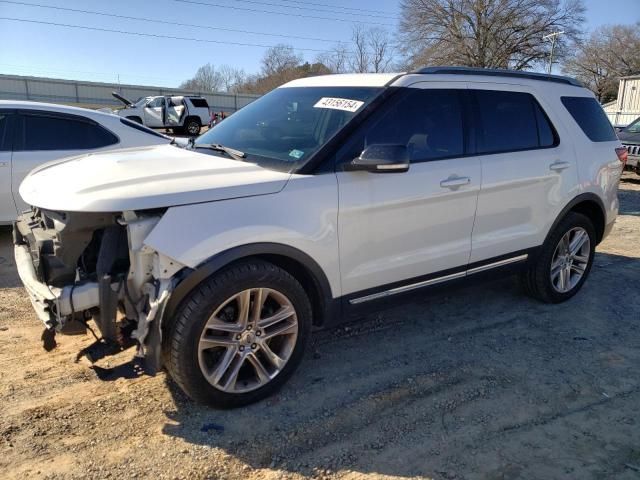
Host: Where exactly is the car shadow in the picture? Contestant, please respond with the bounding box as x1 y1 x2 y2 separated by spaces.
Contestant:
159 251 640 478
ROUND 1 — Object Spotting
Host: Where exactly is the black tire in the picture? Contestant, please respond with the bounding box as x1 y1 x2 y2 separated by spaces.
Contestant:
171 127 184 135
521 212 596 303
184 118 201 136
164 260 312 408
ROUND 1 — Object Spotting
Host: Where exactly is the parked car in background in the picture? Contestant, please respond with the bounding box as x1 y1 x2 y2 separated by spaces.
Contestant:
113 93 209 136
0 101 170 224
618 115 640 174
14 68 624 408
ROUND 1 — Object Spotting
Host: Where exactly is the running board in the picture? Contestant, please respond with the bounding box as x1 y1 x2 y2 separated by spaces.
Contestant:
349 254 528 305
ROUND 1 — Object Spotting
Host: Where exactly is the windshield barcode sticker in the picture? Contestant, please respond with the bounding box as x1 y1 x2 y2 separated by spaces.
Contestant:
314 97 365 113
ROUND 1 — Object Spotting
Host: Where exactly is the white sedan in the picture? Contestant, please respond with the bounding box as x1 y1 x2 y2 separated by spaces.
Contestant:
0 101 171 224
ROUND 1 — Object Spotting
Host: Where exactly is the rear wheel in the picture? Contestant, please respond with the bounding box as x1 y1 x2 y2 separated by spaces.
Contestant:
522 212 596 303
164 260 312 408
184 118 201 136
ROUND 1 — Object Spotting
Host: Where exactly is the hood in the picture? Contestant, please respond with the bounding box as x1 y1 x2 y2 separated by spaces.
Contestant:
618 129 640 144
112 91 134 107
19 145 291 212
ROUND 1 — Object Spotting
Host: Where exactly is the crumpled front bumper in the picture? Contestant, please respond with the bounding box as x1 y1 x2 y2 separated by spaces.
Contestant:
14 242 100 329
14 243 61 327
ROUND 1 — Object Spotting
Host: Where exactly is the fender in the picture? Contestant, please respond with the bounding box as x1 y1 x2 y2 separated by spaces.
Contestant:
545 192 606 245
162 242 337 327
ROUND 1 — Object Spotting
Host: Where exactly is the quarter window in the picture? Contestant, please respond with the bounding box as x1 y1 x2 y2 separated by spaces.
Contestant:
17 113 119 151
561 96 617 142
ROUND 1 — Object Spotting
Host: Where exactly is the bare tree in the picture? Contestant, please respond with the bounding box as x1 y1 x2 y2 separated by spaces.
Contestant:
316 42 350 74
218 64 247 93
563 23 640 102
350 25 371 73
179 63 223 92
368 27 393 73
261 44 303 77
399 0 585 70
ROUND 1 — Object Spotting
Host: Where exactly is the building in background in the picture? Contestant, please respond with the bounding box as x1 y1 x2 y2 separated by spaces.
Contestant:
603 74 640 127
0 74 260 113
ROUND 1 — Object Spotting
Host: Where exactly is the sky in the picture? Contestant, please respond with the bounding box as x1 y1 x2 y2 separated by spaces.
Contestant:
0 0 639 88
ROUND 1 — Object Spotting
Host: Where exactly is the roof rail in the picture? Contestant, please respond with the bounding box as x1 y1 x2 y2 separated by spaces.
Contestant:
413 66 583 87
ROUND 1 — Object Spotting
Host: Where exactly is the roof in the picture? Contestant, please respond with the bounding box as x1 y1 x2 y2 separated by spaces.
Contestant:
620 74 640 80
281 73 402 88
413 67 583 86
281 68 586 89
0 100 117 119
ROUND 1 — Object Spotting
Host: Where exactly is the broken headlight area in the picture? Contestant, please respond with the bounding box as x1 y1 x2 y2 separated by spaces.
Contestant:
14 208 184 372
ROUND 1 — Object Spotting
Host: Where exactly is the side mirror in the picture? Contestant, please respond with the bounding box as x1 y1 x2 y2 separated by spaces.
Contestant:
345 144 410 173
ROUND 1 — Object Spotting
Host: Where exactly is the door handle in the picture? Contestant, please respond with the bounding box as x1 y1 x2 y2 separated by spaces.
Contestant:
549 161 571 171
0 162 8 168
440 176 471 189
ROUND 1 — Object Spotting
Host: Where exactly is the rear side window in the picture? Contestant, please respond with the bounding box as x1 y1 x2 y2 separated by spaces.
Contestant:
0 112 12 151
474 90 556 154
189 98 209 108
561 96 617 142
17 113 119 151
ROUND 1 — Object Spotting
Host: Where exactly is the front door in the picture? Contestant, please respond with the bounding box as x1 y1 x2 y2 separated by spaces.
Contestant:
144 97 165 127
335 85 481 298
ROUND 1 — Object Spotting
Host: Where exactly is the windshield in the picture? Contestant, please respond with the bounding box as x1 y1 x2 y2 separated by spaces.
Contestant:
194 86 383 172
133 97 149 108
623 117 640 134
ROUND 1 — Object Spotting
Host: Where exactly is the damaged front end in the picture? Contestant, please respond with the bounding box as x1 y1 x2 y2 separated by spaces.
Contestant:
13 208 185 372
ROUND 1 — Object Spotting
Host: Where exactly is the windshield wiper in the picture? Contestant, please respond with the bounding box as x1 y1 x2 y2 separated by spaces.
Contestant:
194 142 246 161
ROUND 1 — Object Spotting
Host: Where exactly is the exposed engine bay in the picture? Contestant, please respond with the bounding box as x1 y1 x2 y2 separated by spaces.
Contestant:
13 208 185 372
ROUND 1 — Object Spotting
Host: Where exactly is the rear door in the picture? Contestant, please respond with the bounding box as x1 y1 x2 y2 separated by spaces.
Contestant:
143 97 165 127
0 110 16 222
468 85 577 263
11 110 119 213
336 84 481 298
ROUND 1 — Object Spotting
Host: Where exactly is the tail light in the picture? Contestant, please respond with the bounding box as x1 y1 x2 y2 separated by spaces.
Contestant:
615 147 628 165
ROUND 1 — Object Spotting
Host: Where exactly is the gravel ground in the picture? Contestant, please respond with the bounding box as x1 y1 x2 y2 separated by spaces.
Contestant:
0 173 639 480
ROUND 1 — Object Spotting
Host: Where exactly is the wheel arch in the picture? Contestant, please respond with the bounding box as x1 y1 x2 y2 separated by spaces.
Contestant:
548 193 606 245
163 243 337 330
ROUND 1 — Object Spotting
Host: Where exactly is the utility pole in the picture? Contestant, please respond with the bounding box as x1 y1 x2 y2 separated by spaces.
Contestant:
543 31 564 74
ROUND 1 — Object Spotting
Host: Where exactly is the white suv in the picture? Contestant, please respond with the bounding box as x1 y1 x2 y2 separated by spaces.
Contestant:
14 68 625 408
113 93 210 135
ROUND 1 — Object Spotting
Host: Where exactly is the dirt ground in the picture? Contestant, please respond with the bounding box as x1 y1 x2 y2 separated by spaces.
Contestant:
1 173 639 480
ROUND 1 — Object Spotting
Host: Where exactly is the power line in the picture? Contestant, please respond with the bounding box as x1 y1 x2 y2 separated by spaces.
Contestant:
272 0 398 16
224 0 399 20
174 0 396 26
0 0 343 43
0 16 348 52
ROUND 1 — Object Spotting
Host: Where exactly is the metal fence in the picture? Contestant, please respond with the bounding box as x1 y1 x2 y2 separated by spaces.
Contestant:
0 74 261 112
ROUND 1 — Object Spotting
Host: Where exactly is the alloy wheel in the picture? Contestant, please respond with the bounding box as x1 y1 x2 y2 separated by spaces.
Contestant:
197 288 298 393
550 227 591 293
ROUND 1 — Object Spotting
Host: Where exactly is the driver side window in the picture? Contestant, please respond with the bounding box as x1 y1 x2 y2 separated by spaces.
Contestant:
337 88 465 166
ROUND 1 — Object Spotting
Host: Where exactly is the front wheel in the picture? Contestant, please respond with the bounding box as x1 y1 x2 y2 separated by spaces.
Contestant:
164 261 312 408
522 212 596 303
